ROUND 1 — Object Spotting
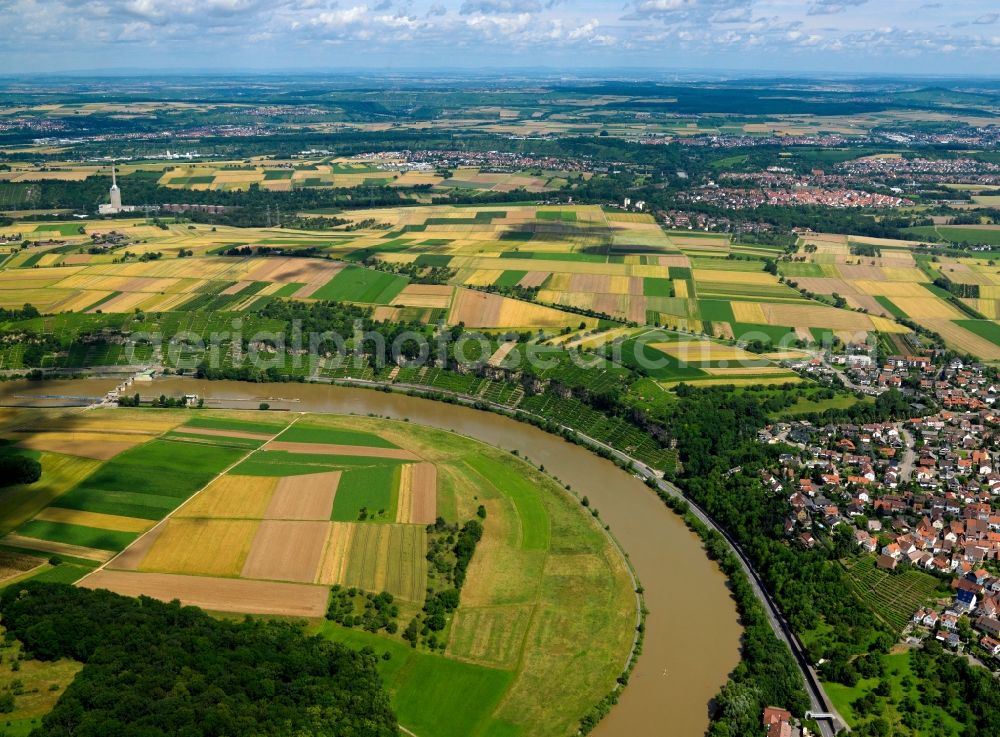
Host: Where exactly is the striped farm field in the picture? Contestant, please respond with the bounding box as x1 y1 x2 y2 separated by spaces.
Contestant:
396 462 438 525
340 523 428 602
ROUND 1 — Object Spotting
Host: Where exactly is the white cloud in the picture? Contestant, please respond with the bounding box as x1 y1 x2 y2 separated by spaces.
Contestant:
0 0 995 72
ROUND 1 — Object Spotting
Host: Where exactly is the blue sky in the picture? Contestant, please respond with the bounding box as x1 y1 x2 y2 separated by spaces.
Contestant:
1 0 998 75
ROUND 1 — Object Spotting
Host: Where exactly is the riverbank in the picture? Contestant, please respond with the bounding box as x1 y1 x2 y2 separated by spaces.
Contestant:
0 377 742 737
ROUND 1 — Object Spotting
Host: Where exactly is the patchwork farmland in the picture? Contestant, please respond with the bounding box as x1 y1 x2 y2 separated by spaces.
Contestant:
1 204 913 344
781 231 1000 360
0 156 578 197
0 409 635 737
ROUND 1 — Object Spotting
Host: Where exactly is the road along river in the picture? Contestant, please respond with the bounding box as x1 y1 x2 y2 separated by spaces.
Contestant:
1 378 741 737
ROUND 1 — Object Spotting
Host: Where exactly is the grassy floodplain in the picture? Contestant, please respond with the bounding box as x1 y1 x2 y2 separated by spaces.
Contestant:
0 409 636 737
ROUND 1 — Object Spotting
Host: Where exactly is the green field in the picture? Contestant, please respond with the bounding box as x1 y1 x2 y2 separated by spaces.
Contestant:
698 299 736 323
494 270 528 287
276 424 400 448
464 455 550 550
310 266 409 303
31 223 82 236
181 416 289 435
16 520 137 552
779 261 827 277
0 453 101 537
53 440 246 519
316 623 514 737
234 450 409 476
643 277 674 297
332 465 400 521
907 225 1000 246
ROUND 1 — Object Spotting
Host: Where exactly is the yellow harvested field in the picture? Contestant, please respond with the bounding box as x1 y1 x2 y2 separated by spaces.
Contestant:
264 472 340 521
881 267 929 282
888 297 964 319
762 350 812 360
922 319 1000 361
847 280 929 297
762 303 874 330
177 475 277 519
730 302 768 323
673 279 689 298
972 299 1000 319
465 269 505 287
395 463 437 525
605 212 655 223
33 508 153 533
692 270 776 284
316 522 355 585
703 366 796 376
13 430 147 460
651 341 757 362
392 284 454 308
139 519 260 577
869 316 911 333
449 289 590 329
241 520 329 583
79 570 329 617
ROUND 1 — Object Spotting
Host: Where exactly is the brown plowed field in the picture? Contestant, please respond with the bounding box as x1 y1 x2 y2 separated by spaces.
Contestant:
409 463 438 525
265 472 340 520
14 431 145 460
79 570 329 617
172 426 273 441
265 441 419 460
241 520 329 583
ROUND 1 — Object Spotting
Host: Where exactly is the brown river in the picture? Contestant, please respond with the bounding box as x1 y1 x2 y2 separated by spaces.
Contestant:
0 378 741 737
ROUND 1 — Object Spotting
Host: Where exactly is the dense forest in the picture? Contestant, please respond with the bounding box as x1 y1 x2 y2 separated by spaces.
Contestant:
0 583 398 737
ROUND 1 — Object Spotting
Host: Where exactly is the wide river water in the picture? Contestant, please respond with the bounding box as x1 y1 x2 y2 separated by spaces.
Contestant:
1 378 741 737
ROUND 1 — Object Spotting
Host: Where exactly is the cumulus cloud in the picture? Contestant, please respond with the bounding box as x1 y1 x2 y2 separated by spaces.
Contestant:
807 0 869 16
459 0 540 14
0 0 995 72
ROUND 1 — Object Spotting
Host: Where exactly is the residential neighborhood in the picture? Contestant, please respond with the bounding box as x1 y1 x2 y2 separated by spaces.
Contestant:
759 355 1000 673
